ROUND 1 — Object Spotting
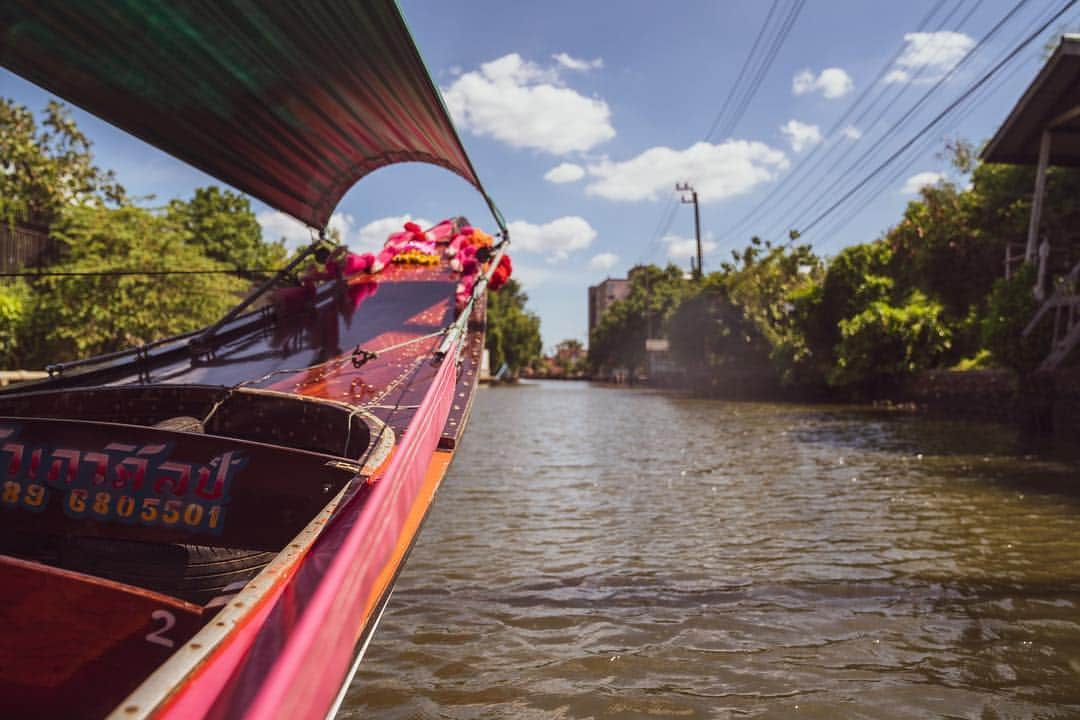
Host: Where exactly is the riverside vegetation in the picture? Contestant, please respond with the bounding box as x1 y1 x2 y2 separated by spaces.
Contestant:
589 141 1076 396
0 100 542 372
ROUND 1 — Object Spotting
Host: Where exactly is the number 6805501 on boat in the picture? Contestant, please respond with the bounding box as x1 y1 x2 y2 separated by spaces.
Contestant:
0 2 512 718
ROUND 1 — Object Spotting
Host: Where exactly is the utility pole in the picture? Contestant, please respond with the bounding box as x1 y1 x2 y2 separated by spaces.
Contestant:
676 182 702 279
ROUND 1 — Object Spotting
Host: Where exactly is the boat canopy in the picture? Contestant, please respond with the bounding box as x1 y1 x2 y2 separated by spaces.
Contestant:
0 0 504 232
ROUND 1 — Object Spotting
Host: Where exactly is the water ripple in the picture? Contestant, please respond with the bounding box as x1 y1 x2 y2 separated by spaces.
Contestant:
344 382 1080 718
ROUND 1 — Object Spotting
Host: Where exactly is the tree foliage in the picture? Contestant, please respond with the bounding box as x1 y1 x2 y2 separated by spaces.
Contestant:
829 291 952 387
0 281 30 368
667 241 821 388
552 338 586 375
590 138 1080 392
166 186 285 270
668 281 771 376
22 205 246 365
0 100 304 369
588 264 688 374
0 99 126 225
486 278 542 374
980 264 1050 373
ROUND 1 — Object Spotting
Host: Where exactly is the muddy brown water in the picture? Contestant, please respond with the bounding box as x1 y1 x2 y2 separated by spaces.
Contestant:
342 380 1080 719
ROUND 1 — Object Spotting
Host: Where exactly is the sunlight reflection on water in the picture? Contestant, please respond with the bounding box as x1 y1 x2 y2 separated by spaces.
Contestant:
343 380 1080 719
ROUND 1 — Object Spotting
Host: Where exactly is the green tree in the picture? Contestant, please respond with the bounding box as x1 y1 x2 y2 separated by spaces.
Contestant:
830 291 952 387
553 338 586 375
666 240 822 389
0 280 31 368
980 264 1051 373
588 264 689 374
668 280 771 378
719 238 823 348
166 186 286 271
22 204 246 365
0 99 126 225
486 278 541 374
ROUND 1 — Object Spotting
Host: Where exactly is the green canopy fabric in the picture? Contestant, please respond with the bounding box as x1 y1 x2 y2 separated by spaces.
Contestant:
0 0 504 232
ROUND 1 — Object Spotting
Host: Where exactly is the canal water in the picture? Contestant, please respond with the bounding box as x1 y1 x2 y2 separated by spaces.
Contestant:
343 381 1080 719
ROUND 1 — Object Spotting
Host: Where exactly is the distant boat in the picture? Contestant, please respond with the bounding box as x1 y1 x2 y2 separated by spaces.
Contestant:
0 2 508 718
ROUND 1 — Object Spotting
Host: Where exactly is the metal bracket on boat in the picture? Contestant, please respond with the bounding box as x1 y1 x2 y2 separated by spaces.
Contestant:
351 348 378 369
135 344 152 383
188 231 334 356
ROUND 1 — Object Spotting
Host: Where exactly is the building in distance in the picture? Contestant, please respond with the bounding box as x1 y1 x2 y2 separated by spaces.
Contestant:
587 277 630 338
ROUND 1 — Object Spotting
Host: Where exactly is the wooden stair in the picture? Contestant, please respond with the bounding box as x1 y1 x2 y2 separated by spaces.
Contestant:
1026 258 1080 370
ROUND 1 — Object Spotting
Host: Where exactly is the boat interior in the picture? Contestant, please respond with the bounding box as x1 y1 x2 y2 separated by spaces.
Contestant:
0 347 393 718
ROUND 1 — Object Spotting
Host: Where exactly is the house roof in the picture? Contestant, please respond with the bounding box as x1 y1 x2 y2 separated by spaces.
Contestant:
982 35 1080 166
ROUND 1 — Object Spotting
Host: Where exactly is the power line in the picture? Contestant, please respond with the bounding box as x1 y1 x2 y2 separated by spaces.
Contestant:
760 0 1037 245
640 0 804 267
810 51 1042 251
753 0 1005 244
810 5 1055 248
797 0 1078 238
718 0 954 244
703 0 782 141
769 0 1019 241
0 267 282 278
712 0 806 141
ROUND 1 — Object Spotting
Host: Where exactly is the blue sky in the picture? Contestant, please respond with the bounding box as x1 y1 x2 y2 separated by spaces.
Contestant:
1 0 1074 349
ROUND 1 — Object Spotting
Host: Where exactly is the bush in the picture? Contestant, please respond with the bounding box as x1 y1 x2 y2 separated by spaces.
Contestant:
980 264 1049 373
0 280 30 367
830 291 952 387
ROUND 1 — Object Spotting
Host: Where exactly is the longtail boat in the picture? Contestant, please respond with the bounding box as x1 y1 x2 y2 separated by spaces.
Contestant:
0 2 509 718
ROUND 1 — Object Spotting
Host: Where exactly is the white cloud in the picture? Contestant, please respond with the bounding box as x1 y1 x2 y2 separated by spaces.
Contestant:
841 125 862 140
512 262 556 289
258 210 355 252
780 120 823 153
258 210 310 251
886 31 974 83
584 140 788 203
259 211 441 253
443 53 615 155
507 216 597 262
552 52 603 71
884 69 911 84
589 252 619 271
662 233 718 261
354 214 434 252
544 162 586 183
792 67 853 99
901 171 944 195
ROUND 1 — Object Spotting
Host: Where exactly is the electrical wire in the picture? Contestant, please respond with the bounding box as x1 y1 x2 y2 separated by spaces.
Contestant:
796 0 1077 238
703 0 782 141
729 0 977 244
717 0 953 244
638 0 805 267
770 0 1024 241
0 267 282 277
809 50 1042 251
712 0 806 141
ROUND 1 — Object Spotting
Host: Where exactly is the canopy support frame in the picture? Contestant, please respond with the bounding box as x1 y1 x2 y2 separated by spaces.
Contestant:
189 231 329 355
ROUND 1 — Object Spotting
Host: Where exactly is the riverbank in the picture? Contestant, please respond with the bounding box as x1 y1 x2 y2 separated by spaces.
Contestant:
626 366 1080 440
